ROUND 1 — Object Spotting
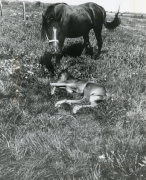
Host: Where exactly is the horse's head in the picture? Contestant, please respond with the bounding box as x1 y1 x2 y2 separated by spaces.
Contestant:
41 14 60 54
41 3 66 55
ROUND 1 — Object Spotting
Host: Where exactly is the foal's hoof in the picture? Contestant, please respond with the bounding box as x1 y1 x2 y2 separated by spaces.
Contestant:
73 105 80 114
55 102 61 107
55 100 66 107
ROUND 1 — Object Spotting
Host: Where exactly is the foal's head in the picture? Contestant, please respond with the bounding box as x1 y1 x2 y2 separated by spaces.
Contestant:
57 69 73 82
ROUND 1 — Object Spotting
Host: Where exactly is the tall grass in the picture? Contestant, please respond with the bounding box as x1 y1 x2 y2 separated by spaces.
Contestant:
0 1 146 180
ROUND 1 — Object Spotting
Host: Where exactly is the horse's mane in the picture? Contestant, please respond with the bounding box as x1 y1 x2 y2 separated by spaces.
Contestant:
44 3 68 16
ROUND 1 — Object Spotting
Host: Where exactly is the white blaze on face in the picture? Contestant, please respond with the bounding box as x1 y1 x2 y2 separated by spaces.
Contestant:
53 27 57 52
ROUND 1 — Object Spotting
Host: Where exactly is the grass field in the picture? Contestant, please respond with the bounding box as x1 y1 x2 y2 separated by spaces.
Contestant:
0 1 146 180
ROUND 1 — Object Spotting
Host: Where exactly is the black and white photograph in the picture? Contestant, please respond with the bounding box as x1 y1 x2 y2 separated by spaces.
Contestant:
0 0 146 179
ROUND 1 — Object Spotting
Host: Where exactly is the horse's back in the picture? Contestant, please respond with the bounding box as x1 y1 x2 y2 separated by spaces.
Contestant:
60 4 92 37
68 3 105 25
58 2 105 37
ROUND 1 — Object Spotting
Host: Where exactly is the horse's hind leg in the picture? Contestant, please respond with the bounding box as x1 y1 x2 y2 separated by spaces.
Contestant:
83 34 91 47
93 26 103 56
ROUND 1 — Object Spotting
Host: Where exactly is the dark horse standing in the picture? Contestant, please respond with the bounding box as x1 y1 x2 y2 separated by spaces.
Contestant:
41 2 120 63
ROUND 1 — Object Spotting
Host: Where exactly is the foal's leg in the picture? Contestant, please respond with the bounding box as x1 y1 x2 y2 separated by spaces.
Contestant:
51 86 56 95
73 104 96 114
72 95 103 113
55 98 85 107
93 25 103 56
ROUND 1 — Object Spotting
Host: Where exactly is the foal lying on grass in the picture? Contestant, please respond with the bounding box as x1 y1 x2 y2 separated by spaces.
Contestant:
50 69 106 113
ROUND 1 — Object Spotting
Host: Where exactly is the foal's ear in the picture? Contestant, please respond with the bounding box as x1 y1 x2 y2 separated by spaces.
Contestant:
60 64 68 71
63 64 68 70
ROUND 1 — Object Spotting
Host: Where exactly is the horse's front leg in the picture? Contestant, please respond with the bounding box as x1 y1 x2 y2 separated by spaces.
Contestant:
83 34 93 56
56 37 65 64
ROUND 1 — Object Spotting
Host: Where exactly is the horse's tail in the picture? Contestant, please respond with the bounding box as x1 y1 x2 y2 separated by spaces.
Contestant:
104 7 121 29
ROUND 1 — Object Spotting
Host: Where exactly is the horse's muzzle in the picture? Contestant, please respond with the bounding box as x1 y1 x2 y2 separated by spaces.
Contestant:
49 48 61 55
49 40 60 55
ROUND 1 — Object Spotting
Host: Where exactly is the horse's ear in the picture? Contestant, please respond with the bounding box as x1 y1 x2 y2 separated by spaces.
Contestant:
42 14 46 21
41 14 47 41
